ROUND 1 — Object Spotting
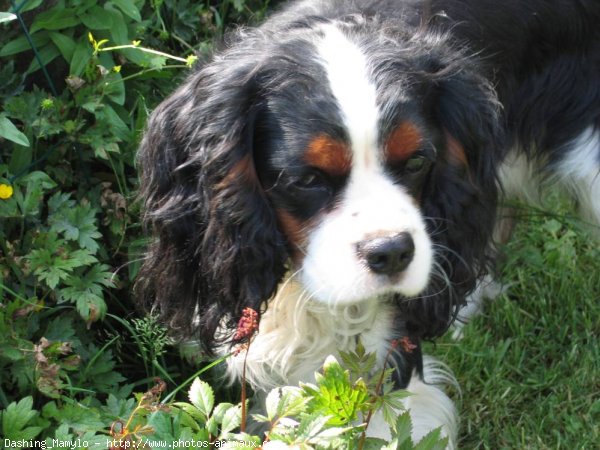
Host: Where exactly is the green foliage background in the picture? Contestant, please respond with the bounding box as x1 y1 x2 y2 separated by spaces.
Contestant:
0 0 291 447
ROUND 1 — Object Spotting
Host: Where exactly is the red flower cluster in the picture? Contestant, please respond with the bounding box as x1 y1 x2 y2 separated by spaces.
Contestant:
398 336 417 354
233 307 259 341
391 336 418 354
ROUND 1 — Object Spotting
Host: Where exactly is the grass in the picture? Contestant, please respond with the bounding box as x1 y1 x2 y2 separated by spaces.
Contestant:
427 200 600 449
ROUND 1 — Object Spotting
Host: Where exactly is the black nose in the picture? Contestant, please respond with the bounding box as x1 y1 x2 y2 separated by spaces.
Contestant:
356 233 415 276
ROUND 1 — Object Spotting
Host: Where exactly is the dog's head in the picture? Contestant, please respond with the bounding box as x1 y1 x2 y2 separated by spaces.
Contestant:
136 17 503 352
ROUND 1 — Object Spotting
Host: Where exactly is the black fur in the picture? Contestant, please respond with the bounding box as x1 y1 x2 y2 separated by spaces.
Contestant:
137 0 599 369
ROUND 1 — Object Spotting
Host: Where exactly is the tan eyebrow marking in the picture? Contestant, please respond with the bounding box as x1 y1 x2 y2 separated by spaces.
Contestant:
305 134 352 177
444 131 469 167
385 122 424 164
276 209 309 262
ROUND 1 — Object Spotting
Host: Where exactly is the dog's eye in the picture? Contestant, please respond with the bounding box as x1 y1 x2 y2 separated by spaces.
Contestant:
405 155 430 174
292 171 327 190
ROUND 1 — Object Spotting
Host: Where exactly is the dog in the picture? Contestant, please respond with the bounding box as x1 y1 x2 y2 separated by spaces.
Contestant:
136 0 600 446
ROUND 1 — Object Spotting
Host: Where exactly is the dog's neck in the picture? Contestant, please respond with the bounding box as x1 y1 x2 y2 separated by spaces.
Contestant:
225 276 395 391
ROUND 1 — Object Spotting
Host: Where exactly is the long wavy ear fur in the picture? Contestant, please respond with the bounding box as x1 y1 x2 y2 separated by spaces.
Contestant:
402 52 505 340
136 48 288 354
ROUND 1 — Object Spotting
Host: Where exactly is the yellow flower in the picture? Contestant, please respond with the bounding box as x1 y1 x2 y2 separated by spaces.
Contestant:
0 183 13 199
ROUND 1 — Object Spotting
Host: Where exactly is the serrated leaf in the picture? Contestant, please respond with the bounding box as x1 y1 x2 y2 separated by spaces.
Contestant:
104 394 136 418
384 389 412 410
251 413 270 423
206 416 218 436
413 428 447 450
306 356 369 427
75 292 107 322
146 411 175 447
296 413 331 440
393 411 413 445
1 397 43 441
0 115 30 147
265 386 306 421
212 403 234 423
220 405 241 435
363 437 392 450
29 243 92 289
50 203 101 252
188 378 214 419
173 402 207 424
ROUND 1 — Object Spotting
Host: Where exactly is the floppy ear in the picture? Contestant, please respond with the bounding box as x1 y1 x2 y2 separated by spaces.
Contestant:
403 59 505 339
136 53 288 353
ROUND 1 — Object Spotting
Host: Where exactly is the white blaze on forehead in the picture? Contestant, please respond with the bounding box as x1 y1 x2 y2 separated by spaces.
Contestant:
316 25 380 170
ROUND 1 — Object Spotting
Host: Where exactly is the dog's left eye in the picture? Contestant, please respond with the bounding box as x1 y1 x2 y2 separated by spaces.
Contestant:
291 171 328 190
405 155 430 174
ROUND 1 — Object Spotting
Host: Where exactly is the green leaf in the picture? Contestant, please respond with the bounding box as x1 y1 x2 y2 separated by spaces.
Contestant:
265 386 307 421
111 0 142 22
103 72 126 105
25 43 61 75
17 0 44 13
48 32 76 61
41 402 104 434
30 8 80 33
105 6 128 44
365 438 393 450
0 115 30 147
70 41 93 77
220 405 241 435
413 428 447 450
146 412 174 450
0 346 24 361
393 412 413 447
95 104 129 141
18 172 56 217
212 403 235 424
0 12 17 23
1 397 43 441
21 171 56 190
78 6 114 30
50 202 102 252
188 378 214 419
28 238 98 290
44 316 76 342
232 0 246 12
104 394 136 418
0 33 50 57
305 355 369 426
296 413 331 440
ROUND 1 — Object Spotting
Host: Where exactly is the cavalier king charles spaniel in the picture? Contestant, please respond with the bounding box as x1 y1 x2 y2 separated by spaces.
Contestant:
136 0 600 446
